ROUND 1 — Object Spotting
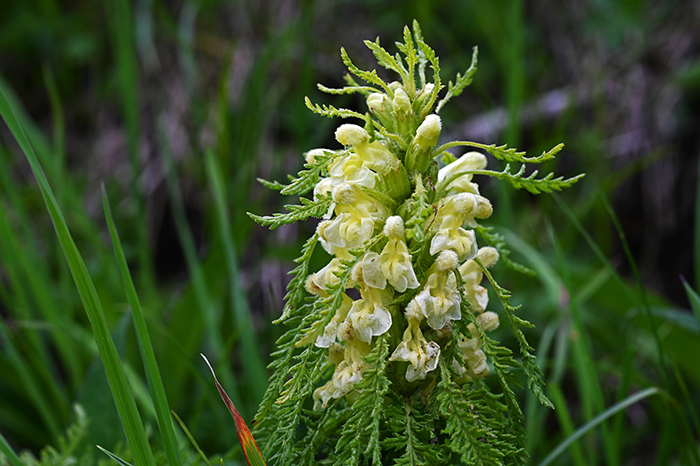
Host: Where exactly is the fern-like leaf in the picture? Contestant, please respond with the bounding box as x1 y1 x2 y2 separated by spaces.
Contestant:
364 38 408 84
247 196 333 230
275 232 319 323
340 47 393 95
317 83 381 96
436 361 508 466
436 46 478 113
435 141 565 164
475 225 535 276
280 151 335 196
471 164 585 194
477 259 553 409
305 96 368 121
333 336 391 466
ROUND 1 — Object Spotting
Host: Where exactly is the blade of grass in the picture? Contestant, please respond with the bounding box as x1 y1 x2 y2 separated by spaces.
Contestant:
108 0 154 293
547 383 587 466
171 410 213 466
0 170 83 395
682 277 700 331
0 430 24 466
538 387 662 466
201 354 267 466
158 124 239 405
600 193 670 388
97 445 135 466
547 220 609 465
0 85 156 466
103 186 183 466
204 150 267 399
695 153 700 292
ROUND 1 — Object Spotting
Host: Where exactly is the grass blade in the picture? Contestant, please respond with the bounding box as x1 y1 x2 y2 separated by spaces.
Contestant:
204 150 267 398
102 186 182 466
0 85 156 466
201 354 267 466
0 430 24 466
171 410 212 466
538 387 662 466
97 445 135 466
681 277 700 331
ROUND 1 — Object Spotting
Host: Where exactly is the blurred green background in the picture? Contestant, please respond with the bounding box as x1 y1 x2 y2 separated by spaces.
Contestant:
1 0 699 464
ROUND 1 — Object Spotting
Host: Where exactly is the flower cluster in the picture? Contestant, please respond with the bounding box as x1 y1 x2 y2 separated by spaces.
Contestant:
252 22 579 465
300 96 503 408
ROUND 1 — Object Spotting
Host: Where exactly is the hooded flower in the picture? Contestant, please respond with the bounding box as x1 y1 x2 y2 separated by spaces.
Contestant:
413 250 462 330
377 216 419 292
335 124 400 175
389 301 440 382
317 183 388 254
459 246 499 314
455 311 500 382
437 151 487 196
343 285 393 344
429 192 492 259
313 339 371 409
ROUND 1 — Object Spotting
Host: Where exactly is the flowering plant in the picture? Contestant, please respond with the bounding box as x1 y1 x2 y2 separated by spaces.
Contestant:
250 21 583 465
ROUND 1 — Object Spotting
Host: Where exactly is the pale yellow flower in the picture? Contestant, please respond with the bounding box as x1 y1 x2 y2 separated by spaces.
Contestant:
430 226 477 261
389 301 440 382
412 114 442 151
315 294 354 348
335 124 400 175
458 246 499 313
328 153 376 189
313 340 371 409
342 286 393 344
413 250 461 330
317 183 388 254
378 216 419 292
437 151 487 196
455 311 500 382
434 192 493 231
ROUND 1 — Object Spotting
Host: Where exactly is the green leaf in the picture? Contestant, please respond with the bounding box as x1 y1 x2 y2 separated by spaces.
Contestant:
340 47 393 94
202 355 267 466
436 46 478 113
102 188 182 466
317 83 380 96
0 430 24 466
435 141 565 164
97 446 134 466
364 38 408 83
247 196 333 229
472 164 585 194
538 388 663 466
280 151 336 196
681 277 700 331
304 96 368 121
0 77 156 466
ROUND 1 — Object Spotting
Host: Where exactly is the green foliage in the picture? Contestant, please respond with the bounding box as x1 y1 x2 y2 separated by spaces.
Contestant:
250 21 578 466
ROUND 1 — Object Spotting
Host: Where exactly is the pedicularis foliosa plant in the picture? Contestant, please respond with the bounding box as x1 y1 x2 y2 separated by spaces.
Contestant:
249 21 583 466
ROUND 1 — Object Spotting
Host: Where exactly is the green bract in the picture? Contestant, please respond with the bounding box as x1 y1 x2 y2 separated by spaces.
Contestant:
249 21 582 466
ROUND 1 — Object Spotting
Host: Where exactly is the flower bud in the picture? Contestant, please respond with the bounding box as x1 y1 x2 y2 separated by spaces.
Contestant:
435 250 459 272
392 88 412 121
476 311 499 332
477 247 499 268
383 216 405 239
413 83 435 113
306 148 329 164
367 93 387 113
413 115 442 151
335 124 369 147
